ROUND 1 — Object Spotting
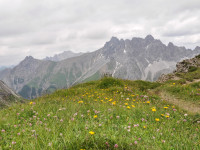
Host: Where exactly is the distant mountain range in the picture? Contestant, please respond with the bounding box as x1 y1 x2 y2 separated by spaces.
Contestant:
0 67 6 71
44 51 83 62
0 35 200 99
0 66 14 71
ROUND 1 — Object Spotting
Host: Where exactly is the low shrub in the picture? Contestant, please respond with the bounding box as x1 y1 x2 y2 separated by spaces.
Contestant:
125 80 162 91
97 77 124 89
165 79 186 84
188 66 198 72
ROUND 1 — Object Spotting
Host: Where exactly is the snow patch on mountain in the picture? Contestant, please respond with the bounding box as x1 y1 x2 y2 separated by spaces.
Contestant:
112 61 121 77
145 58 150 64
145 45 150 50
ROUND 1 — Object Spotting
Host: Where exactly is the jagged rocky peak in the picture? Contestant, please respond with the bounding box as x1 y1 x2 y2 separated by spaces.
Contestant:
103 36 120 50
23 55 36 62
145 34 155 43
16 55 41 71
20 56 37 64
25 56 34 60
110 36 119 42
105 36 120 46
194 46 200 51
168 42 174 47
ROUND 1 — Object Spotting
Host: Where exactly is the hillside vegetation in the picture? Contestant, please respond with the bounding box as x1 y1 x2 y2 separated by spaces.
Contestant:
0 77 199 149
157 54 200 107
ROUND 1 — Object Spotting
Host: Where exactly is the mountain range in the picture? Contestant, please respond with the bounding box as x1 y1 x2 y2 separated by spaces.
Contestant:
0 67 6 71
0 66 13 71
44 51 83 62
0 35 200 99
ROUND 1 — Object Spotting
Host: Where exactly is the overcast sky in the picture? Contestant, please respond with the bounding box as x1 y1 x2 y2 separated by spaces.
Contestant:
0 0 200 66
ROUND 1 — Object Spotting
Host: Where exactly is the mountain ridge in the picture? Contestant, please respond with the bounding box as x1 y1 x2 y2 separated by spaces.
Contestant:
44 51 83 62
0 35 200 99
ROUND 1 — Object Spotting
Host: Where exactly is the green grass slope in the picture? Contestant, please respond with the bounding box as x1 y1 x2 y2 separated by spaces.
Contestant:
0 77 199 149
157 67 200 106
157 54 200 105
160 81 200 105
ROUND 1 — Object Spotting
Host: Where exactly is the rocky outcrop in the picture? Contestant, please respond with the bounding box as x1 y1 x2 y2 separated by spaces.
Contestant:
157 54 200 82
175 55 200 73
0 80 21 107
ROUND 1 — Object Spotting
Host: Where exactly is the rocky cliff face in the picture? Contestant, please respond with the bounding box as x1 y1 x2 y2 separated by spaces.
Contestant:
0 35 200 99
97 35 200 81
0 80 21 107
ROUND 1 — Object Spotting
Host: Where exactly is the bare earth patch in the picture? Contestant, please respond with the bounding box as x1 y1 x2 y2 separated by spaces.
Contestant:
185 79 200 85
159 91 200 115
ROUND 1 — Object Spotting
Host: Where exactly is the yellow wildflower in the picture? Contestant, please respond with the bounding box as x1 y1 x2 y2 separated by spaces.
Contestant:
127 106 130 109
78 101 83 104
146 101 150 104
132 105 135 108
152 108 156 112
125 103 128 106
164 107 168 109
89 131 95 135
30 102 33 105
155 118 160 122
94 115 98 118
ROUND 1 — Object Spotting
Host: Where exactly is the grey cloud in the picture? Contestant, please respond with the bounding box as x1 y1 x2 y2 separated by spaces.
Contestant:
80 26 111 40
0 0 200 66
162 13 200 37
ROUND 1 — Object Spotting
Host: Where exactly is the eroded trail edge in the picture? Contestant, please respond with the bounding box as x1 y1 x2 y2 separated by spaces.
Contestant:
158 90 200 115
